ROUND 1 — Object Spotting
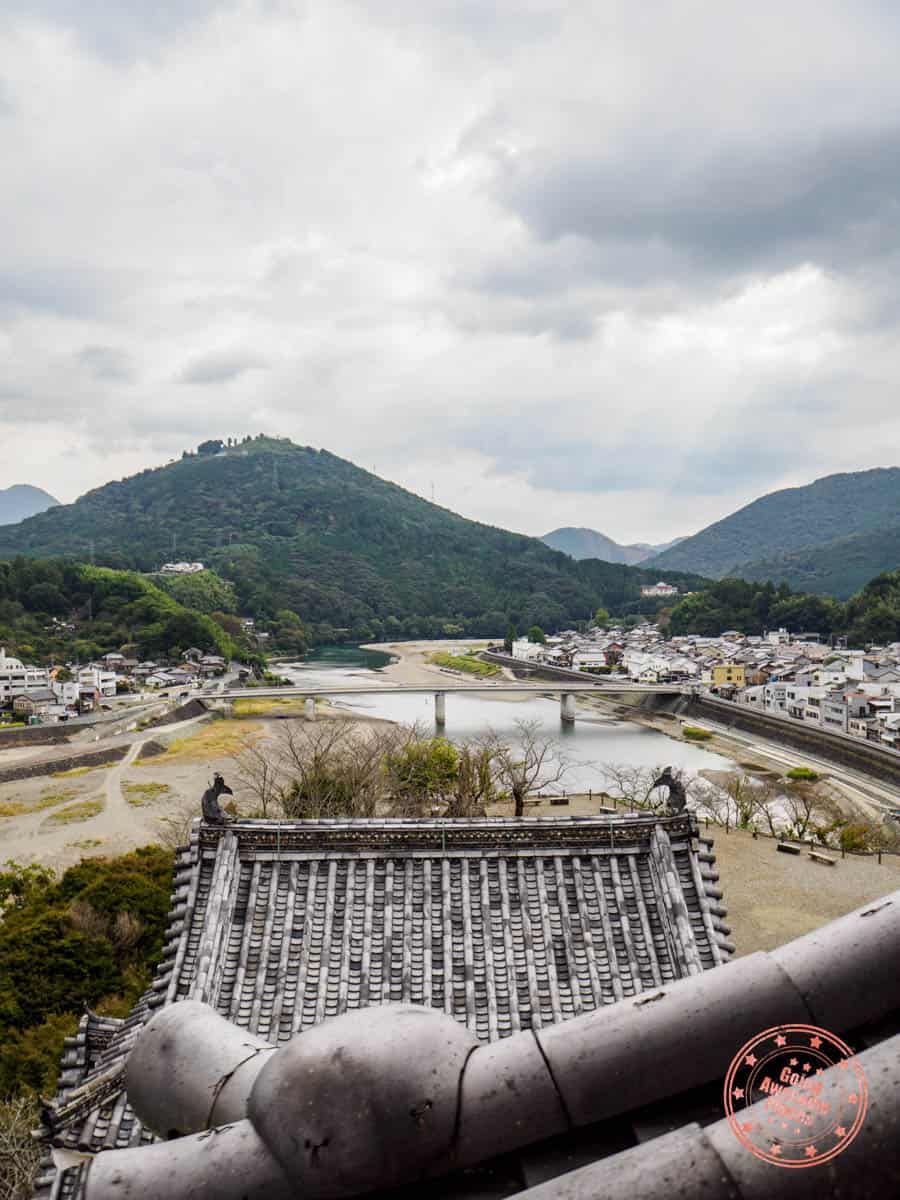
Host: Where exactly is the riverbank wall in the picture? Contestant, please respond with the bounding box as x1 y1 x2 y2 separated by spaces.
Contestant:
615 692 900 789
480 651 900 789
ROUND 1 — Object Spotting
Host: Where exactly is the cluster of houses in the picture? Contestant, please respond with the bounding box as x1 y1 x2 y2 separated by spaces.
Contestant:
508 624 900 749
0 646 228 723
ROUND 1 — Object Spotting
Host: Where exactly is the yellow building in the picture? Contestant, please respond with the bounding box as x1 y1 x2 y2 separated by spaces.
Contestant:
711 662 746 688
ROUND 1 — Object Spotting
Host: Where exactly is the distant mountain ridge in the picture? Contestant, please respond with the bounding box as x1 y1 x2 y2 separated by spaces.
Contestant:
648 467 900 579
739 523 900 600
0 437 706 642
0 484 59 526
541 527 684 564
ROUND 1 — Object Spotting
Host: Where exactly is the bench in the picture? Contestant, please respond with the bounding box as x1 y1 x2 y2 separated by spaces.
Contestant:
777 842 802 855
808 851 837 867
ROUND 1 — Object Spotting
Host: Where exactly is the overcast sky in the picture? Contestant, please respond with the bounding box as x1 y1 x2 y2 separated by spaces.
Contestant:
2 1 900 543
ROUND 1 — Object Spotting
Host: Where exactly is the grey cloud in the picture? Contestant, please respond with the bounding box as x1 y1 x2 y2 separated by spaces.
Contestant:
2 1 227 60
179 352 268 385
353 0 561 48
76 346 135 382
0 79 15 117
0 266 129 319
497 124 900 284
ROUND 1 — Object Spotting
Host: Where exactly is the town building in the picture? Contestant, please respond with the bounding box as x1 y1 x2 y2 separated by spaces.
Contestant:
639 581 679 597
0 647 51 705
710 662 746 689
159 561 205 575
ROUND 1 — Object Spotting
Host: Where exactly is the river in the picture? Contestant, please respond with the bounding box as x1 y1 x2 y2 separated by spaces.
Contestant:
278 645 735 795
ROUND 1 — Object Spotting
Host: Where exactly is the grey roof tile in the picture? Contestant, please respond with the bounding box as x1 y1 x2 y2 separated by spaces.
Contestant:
33 814 721 1198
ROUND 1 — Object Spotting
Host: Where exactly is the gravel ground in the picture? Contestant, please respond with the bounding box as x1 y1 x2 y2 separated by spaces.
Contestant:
708 825 900 955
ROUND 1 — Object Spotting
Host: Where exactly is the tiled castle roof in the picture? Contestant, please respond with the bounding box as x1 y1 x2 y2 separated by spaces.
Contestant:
34 813 728 1197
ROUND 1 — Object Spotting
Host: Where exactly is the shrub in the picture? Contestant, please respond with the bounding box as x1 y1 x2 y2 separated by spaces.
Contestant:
786 766 820 782
682 726 713 741
0 846 173 1098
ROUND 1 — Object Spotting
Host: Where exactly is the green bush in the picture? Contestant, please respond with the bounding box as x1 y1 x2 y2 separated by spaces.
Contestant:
0 846 173 1098
786 766 820 782
429 651 499 677
682 726 713 741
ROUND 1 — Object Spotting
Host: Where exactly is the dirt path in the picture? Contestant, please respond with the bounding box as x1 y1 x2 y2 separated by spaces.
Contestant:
0 712 212 870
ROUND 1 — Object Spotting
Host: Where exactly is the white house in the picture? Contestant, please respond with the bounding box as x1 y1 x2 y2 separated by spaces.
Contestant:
78 666 118 699
159 562 205 576
640 582 679 598
571 650 607 672
0 648 51 705
511 638 544 662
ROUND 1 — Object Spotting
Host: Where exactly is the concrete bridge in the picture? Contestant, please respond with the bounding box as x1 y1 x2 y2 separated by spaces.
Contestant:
215 682 682 726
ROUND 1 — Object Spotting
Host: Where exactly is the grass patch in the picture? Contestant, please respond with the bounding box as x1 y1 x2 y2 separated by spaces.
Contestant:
68 837 105 849
429 652 499 678
682 725 714 741
232 697 310 717
123 782 172 807
786 766 820 782
51 762 114 779
0 788 81 818
137 720 262 764
44 798 104 825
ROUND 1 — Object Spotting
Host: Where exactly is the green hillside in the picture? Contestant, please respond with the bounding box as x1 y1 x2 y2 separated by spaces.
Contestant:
0 437 706 642
649 468 900 578
738 524 900 600
667 569 900 645
0 559 240 663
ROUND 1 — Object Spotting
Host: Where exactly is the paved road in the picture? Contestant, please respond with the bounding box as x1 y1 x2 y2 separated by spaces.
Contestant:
679 713 899 819
217 682 683 699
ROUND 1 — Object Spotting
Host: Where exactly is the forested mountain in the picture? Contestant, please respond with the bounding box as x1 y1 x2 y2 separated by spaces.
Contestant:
0 558 240 662
667 569 900 646
0 437 706 642
739 524 900 600
0 485 58 526
540 527 683 564
648 468 900 578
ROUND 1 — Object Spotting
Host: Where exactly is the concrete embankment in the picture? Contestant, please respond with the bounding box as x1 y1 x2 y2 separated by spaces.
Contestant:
0 742 131 784
617 692 900 790
479 650 900 790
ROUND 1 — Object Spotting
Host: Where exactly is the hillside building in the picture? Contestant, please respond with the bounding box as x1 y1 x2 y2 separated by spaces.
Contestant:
639 581 679 597
0 647 51 705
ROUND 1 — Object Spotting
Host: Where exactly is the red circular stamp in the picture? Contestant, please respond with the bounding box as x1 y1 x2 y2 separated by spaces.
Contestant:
723 1024 867 1168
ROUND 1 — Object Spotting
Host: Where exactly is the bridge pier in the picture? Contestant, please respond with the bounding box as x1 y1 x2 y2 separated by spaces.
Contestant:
304 697 316 721
434 691 446 728
560 693 577 723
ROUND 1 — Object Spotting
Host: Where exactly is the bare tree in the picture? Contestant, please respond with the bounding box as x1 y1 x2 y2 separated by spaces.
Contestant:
445 743 497 817
238 721 417 820
780 782 825 841
601 763 669 811
233 738 289 817
690 772 762 830
0 1093 41 1200
485 720 570 817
